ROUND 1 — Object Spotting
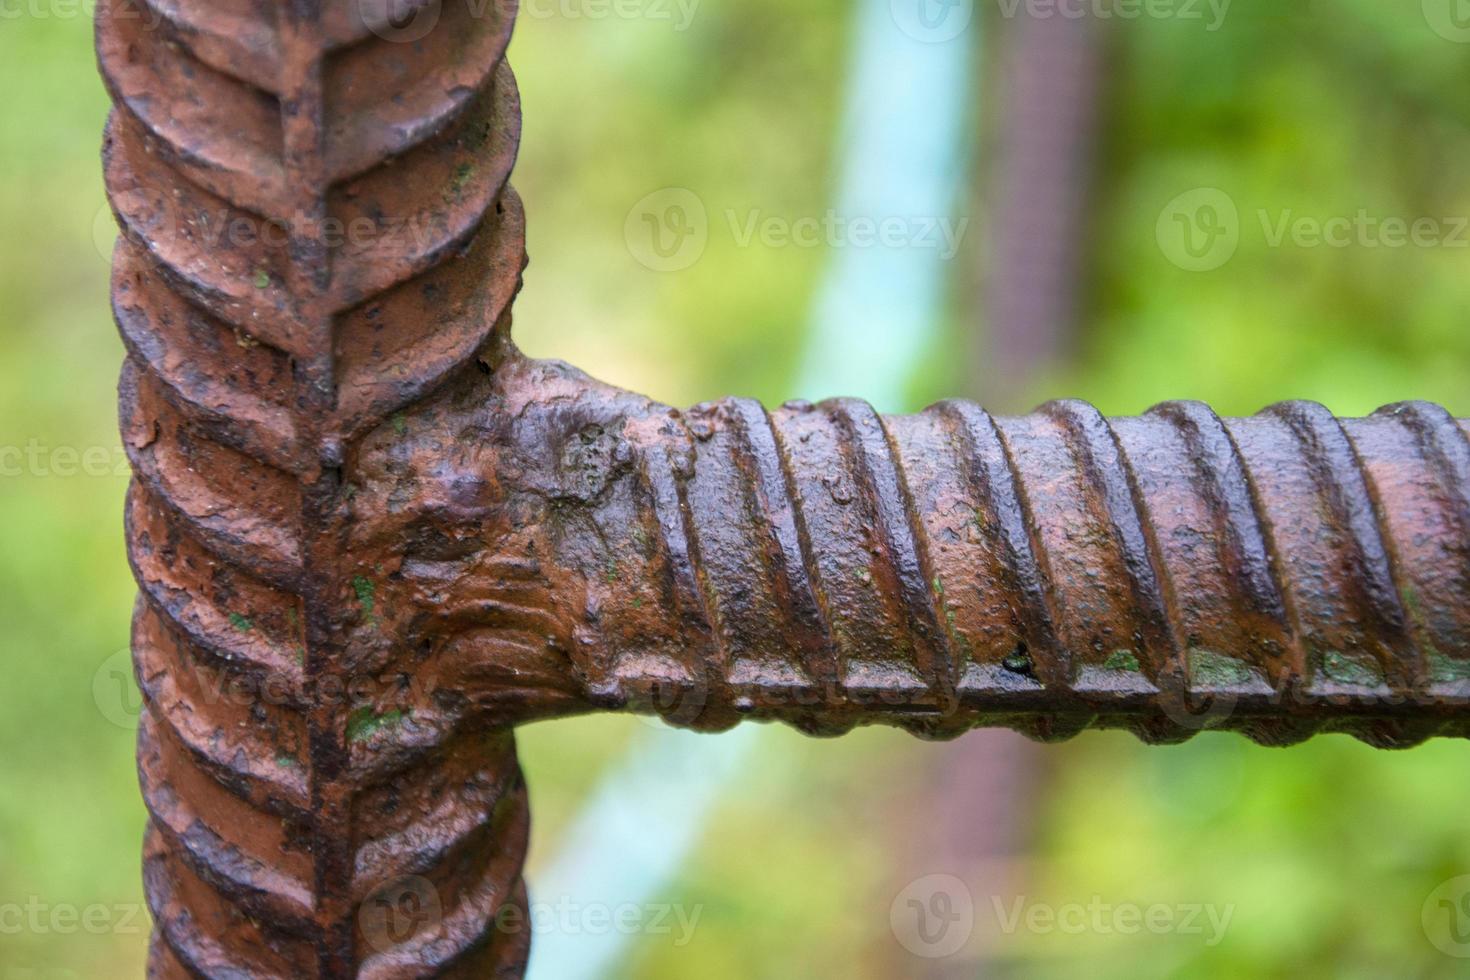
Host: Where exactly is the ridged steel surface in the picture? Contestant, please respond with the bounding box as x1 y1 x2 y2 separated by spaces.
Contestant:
102 0 531 973
99 1 1470 976
489 367 1470 746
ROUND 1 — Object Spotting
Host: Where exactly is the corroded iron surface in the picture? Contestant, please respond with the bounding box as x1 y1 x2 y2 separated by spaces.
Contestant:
100 1 1470 976
102 0 532 974
496 371 1470 744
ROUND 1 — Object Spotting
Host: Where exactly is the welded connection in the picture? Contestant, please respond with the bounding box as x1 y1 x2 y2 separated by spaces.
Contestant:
98 0 1470 976
460 360 1470 748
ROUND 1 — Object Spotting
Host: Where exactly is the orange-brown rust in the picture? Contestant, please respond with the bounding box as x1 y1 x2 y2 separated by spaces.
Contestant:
104 0 533 973
101 0 1470 976
469 359 1470 745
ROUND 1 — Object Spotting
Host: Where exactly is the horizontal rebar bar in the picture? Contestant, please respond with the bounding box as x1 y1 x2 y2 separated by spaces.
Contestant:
458 358 1470 748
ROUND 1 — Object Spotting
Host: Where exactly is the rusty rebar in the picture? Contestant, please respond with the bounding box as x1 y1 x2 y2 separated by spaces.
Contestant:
103 0 530 973
455 361 1470 745
99 1 1470 976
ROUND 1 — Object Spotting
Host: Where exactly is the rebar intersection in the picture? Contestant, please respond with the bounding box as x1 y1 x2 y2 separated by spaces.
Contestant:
99 0 1470 974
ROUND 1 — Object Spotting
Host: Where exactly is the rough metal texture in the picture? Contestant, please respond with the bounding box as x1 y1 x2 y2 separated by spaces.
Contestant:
102 0 530 973
99 1 1470 976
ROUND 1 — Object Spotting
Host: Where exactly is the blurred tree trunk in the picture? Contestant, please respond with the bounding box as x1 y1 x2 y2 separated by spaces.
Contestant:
893 9 1107 977
979 7 1106 409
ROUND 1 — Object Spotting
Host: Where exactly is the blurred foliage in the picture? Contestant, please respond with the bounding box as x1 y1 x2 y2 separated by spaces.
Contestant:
2 0 1469 977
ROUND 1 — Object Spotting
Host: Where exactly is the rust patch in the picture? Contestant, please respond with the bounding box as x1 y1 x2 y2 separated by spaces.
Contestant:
101 0 1469 976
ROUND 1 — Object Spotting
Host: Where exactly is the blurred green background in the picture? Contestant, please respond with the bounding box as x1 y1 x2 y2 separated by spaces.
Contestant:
3 0 1470 976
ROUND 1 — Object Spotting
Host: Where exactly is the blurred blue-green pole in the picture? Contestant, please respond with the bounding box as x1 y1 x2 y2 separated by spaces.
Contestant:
525 3 973 976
